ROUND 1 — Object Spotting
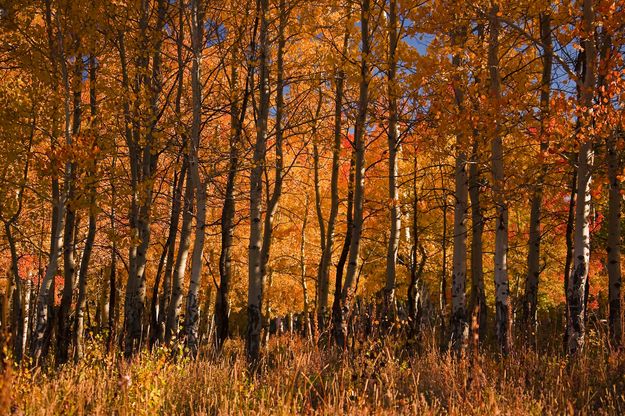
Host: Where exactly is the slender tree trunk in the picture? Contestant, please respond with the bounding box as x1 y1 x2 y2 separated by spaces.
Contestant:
567 0 596 356
198 284 213 347
6 224 24 363
122 0 166 356
562 163 577 349
468 139 487 344
215 22 253 350
342 0 370 302
407 151 425 337
150 167 184 348
158 1 187 346
259 0 287 306
253 0 288 359
313 146 326 312
58 54 83 364
318 23 350 333
606 131 622 348
166 170 193 343
3 123 32 364
32 2 71 362
74 54 99 362
216 113 238 350
440 191 448 346
247 0 271 363
22 280 32 361
522 14 552 344
185 0 208 354
488 5 511 355
450 27 469 352
332 154 355 349
601 30 621 348
301 194 312 340
384 0 401 319
312 94 327 331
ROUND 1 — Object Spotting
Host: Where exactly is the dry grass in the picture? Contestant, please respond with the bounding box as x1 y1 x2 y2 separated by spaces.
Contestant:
2 334 625 415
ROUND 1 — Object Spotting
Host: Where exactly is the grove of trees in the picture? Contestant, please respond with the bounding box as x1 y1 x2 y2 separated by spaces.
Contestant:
0 0 624 370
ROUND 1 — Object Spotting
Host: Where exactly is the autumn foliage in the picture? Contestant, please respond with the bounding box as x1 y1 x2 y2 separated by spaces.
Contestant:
1 0 625 413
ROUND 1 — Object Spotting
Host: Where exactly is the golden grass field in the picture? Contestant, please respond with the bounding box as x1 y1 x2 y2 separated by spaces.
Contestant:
3 333 625 415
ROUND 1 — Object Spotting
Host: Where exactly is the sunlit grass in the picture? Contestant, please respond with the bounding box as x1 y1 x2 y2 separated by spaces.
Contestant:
3 334 625 415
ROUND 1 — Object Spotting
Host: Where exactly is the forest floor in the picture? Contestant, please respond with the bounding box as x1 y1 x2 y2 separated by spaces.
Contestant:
3 334 625 415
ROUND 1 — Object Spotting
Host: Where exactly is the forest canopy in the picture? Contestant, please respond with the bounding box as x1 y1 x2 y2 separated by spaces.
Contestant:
0 0 625 412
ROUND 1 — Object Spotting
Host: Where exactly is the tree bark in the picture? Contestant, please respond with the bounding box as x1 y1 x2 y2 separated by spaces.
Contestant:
215 19 254 351
450 26 469 353
57 55 82 365
32 1 71 362
166 169 193 343
247 0 270 364
122 0 166 356
488 5 512 355
342 0 371 302
606 131 622 348
185 0 208 354
301 194 312 340
567 0 596 356
522 13 552 343
384 0 401 320
332 154 355 349
74 54 99 362
158 1 187 347
468 139 487 344
317 20 350 333
407 150 425 337
150 166 184 348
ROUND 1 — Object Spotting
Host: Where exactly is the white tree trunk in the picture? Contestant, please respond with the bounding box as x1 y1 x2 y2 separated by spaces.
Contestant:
567 0 596 356
385 0 401 318
450 27 469 352
247 0 270 363
343 0 370 302
488 5 511 354
185 0 207 354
